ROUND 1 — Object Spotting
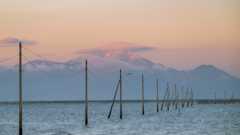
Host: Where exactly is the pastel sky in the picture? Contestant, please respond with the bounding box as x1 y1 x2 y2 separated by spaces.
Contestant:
0 0 240 77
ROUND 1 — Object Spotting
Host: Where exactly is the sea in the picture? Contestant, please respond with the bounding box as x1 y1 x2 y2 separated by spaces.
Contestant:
0 101 239 135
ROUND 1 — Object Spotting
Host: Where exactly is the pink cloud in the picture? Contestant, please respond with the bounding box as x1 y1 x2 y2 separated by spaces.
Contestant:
0 37 37 46
74 42 155 54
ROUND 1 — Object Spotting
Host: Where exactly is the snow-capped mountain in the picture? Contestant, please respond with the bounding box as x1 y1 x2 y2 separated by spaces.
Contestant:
98 51 154 68
19 50 156 70
1 42 239 101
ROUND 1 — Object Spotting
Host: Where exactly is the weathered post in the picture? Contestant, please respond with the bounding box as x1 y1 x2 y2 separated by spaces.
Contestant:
157 79 158 112
174 84 176 105
142 75 144 115
178 91 180 114
108 80 120 119
161 89 168 110
191 90 193 106
187 87 189 107
215 92 216 104
224 90 226 105
19 42 22 135
167 91 170 110
175 84 177 109
120 69 122 119
85 60 88 125
165 82 169 106
171 90 174 105
161 82 168 111
233 93 234 103
182 86 183 108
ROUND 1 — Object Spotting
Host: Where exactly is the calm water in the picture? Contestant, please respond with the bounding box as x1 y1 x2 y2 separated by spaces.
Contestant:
0 101 239 135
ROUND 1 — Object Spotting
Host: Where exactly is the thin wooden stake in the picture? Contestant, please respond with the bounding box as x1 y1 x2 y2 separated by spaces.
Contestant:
191 90 193 106
19 42 22 135
182 86 183 108
215 92 216 104
157 79 159 112
175 84 177 109
108 80 120 119
142 75 144 115
161 88 168 110
85 60 88 125
120 69 122 119
224 90 226 105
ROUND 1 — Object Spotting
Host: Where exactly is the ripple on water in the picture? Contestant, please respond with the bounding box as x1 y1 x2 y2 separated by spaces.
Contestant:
0 102 240 135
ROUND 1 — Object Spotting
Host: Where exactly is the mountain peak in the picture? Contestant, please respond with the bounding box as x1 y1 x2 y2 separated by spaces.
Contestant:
100 50 140 59
194 64 217 71
190 64 235 79
66 53 93 64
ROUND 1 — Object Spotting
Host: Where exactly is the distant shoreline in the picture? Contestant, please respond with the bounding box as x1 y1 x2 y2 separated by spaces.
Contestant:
1 99 240 103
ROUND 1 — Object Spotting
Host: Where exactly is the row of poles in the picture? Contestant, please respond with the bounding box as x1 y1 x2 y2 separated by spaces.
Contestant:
17 42 193 134
107 76 194 119
197 91 235 104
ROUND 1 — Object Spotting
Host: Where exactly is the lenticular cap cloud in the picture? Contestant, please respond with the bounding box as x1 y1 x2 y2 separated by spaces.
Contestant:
74 42 155 54
0 37 37 46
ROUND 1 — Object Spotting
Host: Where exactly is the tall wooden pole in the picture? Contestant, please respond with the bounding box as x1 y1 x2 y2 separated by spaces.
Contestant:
108 80 120 119
161 88 167 110
85 60 88 125
142 75 144 115
166 82 169 106
167 91 170 110
120 69 122 119
191 88 193 106
178 91 180 114
182 86 183 108
232 93 234 104
19 42 22 135
175 84 177 109
192 91 194 106
187 87 189 107
157 79 158 112
215 92 216 104
224 90 226 105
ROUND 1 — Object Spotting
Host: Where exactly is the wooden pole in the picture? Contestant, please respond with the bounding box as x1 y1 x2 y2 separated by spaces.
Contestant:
233 93 234 103
182 86 183 108
178 91 180 114
157 79 159 112
191 90 193 106
161 88 168 110
187 87 189 107
224 90 226 105
166 82 169 106
108 80 120 119
120 69 122 119
161 82 168 111
142 75 144 115
167 82 170 110
191 88 193 106
175 84 177 109
215 92 216 104
19 42 22 135
167 91 170 110
85 60 88 125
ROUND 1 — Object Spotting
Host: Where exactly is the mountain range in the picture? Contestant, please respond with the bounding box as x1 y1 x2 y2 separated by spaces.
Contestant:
0 42 239 101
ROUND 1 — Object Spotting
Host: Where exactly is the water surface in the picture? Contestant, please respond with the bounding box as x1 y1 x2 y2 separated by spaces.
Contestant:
0 101 239 135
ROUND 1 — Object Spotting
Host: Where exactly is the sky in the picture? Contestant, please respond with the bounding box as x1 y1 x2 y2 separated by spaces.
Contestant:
0 0 240 77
